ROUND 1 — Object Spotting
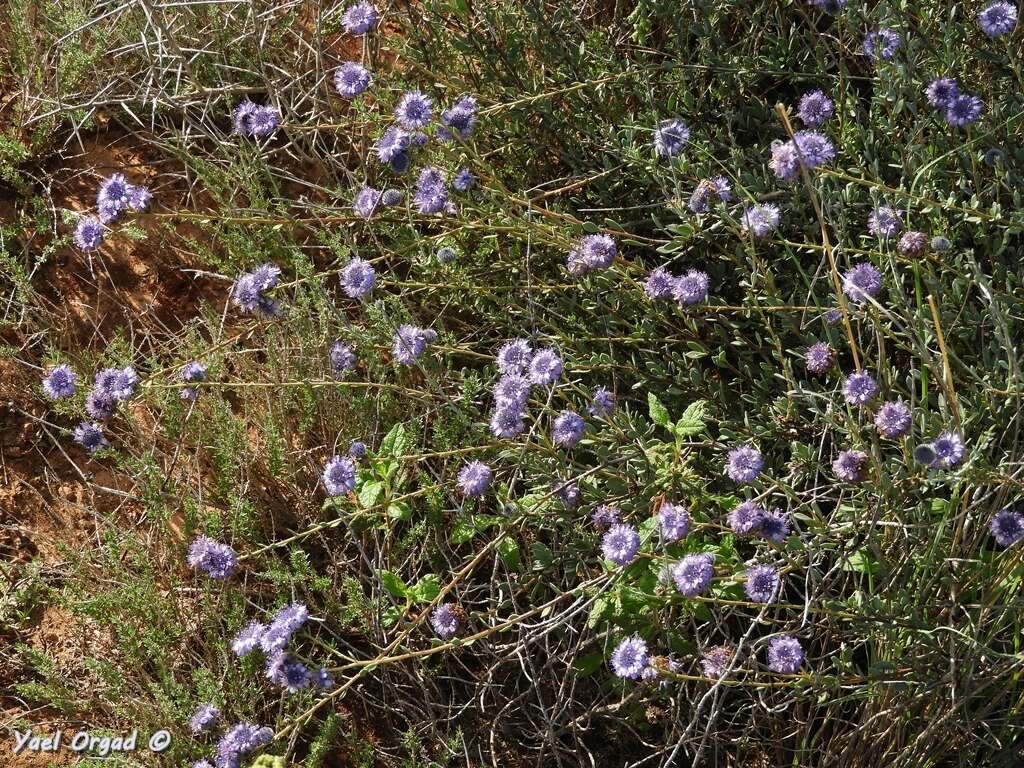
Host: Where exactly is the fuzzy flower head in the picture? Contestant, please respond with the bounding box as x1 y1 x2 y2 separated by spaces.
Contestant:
260 602 309 654
330 341 356 377
602 523 640 566
978 2 1018 36
728 500 766 536
458 460 492 497
395 90 433 129
233 101 280 138
340 257 376 298
842 262 883 304
266 651 311 693
843 371 879 405
341 1 378 34
43 364 77 399
653 119 690 158
392 325 437 365
413 166 449 214
231 620 266 657
863 27 902 60
374 126 410 164
187 536 238 579
496 338 533 374
658 502 690 543
805 342 835 374
73 421 108 453
322 455 357 496
673 270 709 306
189 704 219 734
670 552 714 596
798 90 834 126
453 168 474 192
688 176 732 213
592 504 621 528
867 206 903 239
529 348 562 386
770 131 835 180
925 78 960 109
334 62 371 98
645 267 677 299
74 216 104 251
85 390 116 420
898 231 928 257
700 646 734 678
989 509 1024 547
430 602 465 639
552 410 584 448
930 431 965 469
589 386 616 418
216 722 272 767
767 635 804 673
610 635 649 679
232 263 282 315
741 203 781 237
439 95 479 141
945 93 984 128
489 406 525 439
494 373 531 410
759 509 790 543
94 366 139 401
726 444 764 484
353 187 382 219
568 233 617 275
874 401 912 438
833 449 868 482
744 564 780 603
555 480 580 509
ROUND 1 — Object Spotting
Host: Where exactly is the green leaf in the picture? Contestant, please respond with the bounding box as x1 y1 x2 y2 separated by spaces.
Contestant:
587 596 610 628
379 570 408 599
648 392 670 427
387 501 412 521
409 574 441 604
573 652 604 676
496 536 521 570
358 480 384 508
841 549 880 576
673 399 708 437
379 423 410 457
531 541 554 570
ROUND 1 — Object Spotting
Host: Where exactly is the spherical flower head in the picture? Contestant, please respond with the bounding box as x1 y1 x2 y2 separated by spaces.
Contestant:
592 503 621 528
489 406 525 439
439 95 479 141
989 509 1024 547
610 635 649 679
673 270 709 306
700 645 733 678
874 401 912 438
181 361 208 384
341 1 378 34
983 148 1006 167
978 2 1017 36
97 173 130 212
843 371 879 405
770 132 834 180
374 126 410 164
809 0 847 11
187 536 238 579
552 410 585 448
529 348 562 386
436 246 456 263
728 500 766 536
726 444 764 484
570 233 616 273
266 651 312 693
85 390 117 420
232 99 258 134
555 480 580 509
688 176 732 213
798 90 834 126
497 338 533 374
931 235 952 251
945 93 984 128
261 602 309 652
898 230 928 257
741 203 781 237
340 257 376 298
925 78 960 109
232 264 281 314
189 703 219 734
127 184 152 212
394 90 433 129
493 373 531 409
334 62 371 98
193 760 215 768
348 440 367 459
74 216 104 251
330 341 356 377
842 262 883 304
322 455 357 496
767 635 804 673
670 552 714 596
217 722 273 767
867 205 903 239
588 386 615 418
645 267 676 299
759 509 790 542
863 27 902 60
43 364 77 399
602 523 640 566
452 167 474 192
381 189 403 207
430 602 465 639
73 421 109 453
389 151 411 174
744 564 780 603
231 620 266 657
392 324 436 364
353 186 382 219
833 449 868 482
458 460 492 497
930 430 965 469
805 342 835 374
653 119 690 158
769 142 801 181
249 105 280 138
414 166 449 214
658 502 690 543
94 366 139 401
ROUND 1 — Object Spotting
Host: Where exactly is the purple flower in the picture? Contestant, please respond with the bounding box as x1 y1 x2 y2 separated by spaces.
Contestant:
658 502 690 542
602 523 640 566
759 509 790 543
73 421 109 453
770 131 835 180
688 176 732 213
805 342 835 374
874 401 912 438
181 361 208 383
932 235 952 251
189 703 219 734
930 430 965 468
187 536 238 579
340 257 376 298
588 386 616 418
43 364 77 399
989 509 1024 547
729 500 766 536
314 667 334 688
978 2 1017 36
413 166 449 214
898 231 928 257
193 760 214 768
833 449 868 482
555 480 580 509
458 460 492 497
94 366 139 401
493 373 531 409
592 504 621 528
568 233 616 274
843 371 879 405
653 119 690 158
74 216 104 251
867 206 903 239
945 93 984 128
353 186 383 219
726 444 764 484
430 602 464 639
673 270 709 305
528 348 562 386
798 90 834 127
497 338 533 374
395 90 433 129
670 553 714 596
645 267 677 299
453 168 474 192
231 620 266 657
97 173 131 218
348 440 367 458
330 341 356 377
489 406 525 439
260 602 309 653
322 455 357 496
266 651 311 693
216 722 272 768
741 203 781 237
744 564 780 603
232 101 279 138
341 1 378 34
552 410 584 448
863 27 902 61
382 189 403 206
767 635 804 673
436 246 456 263
439 95 478 141
85 390 117 420
610 635 649 679
392 324 436 364
842 262 883 304
374 126 410 164
925 78 960 109
334 62 371 98
700 645 734 678
389 151 411 174
232 263 282 315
